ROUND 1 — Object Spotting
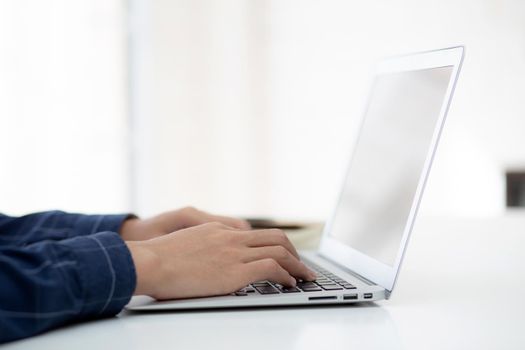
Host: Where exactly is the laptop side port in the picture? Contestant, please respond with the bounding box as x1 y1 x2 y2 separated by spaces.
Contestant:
364 293 373 299
308 296 337 301
343 294 358 300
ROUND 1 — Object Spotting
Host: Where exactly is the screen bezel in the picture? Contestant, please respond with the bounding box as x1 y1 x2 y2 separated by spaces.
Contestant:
318 46 465 293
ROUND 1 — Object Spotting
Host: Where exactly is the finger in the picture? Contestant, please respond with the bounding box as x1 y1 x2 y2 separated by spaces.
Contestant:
184 207 249 230
184 209 217 227
242 258 297 288
244 246 316 281
210 215 251 230
244 229 300 259
172 209 238 230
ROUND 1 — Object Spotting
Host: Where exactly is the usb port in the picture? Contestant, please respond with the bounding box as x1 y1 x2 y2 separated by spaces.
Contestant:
343 294 358 300
364 293 373 299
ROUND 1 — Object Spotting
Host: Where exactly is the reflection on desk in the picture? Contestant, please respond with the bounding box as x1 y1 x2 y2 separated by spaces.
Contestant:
5 304 400 350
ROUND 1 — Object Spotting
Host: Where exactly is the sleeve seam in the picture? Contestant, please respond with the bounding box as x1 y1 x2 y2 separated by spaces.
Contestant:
86 236 117 314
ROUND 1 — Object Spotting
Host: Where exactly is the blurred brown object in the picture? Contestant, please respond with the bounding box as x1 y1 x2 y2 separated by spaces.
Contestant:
245 218 324 250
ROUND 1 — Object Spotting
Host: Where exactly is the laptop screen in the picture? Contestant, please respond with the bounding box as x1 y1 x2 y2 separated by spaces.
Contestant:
329 66 454 266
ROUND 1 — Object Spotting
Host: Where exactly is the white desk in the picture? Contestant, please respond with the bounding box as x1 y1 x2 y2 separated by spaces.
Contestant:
5 217 525 350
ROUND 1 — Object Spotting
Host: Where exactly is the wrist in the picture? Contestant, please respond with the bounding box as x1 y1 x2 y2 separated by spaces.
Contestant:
126 241 161 297
120 217 142 241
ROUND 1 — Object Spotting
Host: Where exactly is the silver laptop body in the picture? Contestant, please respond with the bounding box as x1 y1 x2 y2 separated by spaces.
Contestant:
127 46 465 311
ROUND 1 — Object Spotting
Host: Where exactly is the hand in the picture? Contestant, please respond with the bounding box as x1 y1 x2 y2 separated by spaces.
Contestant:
120 206 250 241
126 222 316 300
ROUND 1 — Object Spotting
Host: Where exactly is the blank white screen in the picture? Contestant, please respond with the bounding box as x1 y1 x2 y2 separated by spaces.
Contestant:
329 66 453 266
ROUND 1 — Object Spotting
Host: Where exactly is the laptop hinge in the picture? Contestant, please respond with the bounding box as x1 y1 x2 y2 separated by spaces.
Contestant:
384 289 392 299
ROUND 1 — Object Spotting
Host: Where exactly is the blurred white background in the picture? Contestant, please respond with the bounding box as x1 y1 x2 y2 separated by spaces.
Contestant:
0 0 129 215
1 0 524 221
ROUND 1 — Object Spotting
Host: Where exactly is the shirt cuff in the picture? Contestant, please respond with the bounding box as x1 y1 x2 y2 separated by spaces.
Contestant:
60 231 136 317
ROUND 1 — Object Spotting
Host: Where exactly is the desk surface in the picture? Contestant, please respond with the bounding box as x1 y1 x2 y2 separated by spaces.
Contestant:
5 216 525 350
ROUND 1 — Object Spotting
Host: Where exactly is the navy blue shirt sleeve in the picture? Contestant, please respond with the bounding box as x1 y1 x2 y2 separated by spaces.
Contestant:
0 211 134 246
0 212 137 343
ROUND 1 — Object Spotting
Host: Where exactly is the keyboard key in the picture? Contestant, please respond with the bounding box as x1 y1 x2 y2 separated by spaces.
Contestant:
252 282 270 287
342 284 356 289
301 287 323 292
297 282 317 288
315 280 336 285
279 287 300 293
245 287 256 293
235 291 248 296
255 286 280 294
321 284 343 290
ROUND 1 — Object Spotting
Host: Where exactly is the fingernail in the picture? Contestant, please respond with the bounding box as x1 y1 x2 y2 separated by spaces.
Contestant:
290 277 297 287
309 270 317 280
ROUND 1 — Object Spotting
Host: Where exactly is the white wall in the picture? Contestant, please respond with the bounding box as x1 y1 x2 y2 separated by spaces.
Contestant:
130 0 273 217
0 0 130 216
130 0 525 220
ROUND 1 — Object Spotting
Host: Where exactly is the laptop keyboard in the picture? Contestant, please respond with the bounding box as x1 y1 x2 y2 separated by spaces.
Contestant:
234 260 356 296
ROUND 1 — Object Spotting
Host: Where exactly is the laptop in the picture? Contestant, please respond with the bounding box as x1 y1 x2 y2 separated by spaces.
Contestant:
127 46 465 311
